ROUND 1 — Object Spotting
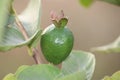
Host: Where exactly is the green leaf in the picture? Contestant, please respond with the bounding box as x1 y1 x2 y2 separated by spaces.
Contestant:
79 0 93 7
17 64 61 80
0 0 13 42
102 76 112 80
3 73 16 80
3 51 95 80
102 71 120 80
91 36 120 53
56 71 86 80
101 0 120 6
15 65 29 77
61 50 95 80
0 0 41 51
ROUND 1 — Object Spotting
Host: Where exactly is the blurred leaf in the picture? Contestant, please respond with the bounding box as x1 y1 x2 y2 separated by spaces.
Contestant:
17 64 60 80
102 76 111 80
112 71 120 80
0 0 41 51
61 50 95 80
101 0 120 6
79 0 93 7
56 71 86 80
0 0 13 42
102 71 120 80
15 65 29 77
3 50 96 80
3 73 16 80
91 36 120 53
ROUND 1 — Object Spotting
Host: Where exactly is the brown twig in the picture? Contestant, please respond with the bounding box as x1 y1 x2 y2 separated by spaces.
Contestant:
32 48 41 64
14 11 41 64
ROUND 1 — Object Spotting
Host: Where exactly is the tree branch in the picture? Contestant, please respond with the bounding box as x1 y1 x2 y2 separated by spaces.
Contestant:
14 11 41 64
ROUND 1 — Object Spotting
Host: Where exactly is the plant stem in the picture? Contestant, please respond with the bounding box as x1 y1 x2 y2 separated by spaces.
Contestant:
15 16 28 40
15 12 41 64
32 48 41 64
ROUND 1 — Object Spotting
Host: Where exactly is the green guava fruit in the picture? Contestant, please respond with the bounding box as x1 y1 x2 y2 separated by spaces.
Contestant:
40 11 74 65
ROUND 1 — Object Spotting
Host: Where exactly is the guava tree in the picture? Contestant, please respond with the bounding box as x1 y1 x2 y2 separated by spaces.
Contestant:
0 0 120 80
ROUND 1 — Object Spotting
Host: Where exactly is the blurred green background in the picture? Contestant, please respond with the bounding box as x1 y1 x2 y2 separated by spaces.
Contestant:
0 0 120 80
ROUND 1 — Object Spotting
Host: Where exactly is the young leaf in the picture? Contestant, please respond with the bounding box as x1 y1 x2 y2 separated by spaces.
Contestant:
61 50 95 80
17 64 61 80
3 73 16 80
101 0 120 6
102 71 120 80
79 0 93 7
0 0 41 51
91 36 120 53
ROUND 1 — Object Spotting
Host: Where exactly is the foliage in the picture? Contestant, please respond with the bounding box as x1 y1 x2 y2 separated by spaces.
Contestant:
3 51 95 80
61 50 95 80
79 0 93 7
0 0 13 42
0 0 41 51
92 36 120 53
102 71 120 80
101 0 120 6
79 0 120 7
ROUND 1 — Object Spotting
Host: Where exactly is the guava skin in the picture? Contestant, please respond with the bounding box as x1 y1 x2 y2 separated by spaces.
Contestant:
40 24 74 65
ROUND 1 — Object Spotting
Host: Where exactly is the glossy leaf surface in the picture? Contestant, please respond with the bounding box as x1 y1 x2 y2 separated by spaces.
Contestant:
17 64 60 80
0 0 41 51
61 50 95 80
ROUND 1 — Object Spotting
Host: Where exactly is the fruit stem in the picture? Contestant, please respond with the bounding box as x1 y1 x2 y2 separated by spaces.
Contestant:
14 9 41 64
55 63 62 69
